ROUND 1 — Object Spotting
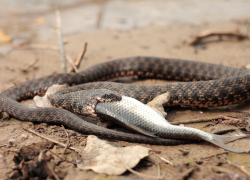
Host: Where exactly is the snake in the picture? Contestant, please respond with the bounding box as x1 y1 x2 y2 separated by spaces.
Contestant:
0 56 249 145
49 88 246 153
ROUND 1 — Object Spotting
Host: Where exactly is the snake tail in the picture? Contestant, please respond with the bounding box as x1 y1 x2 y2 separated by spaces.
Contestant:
206 134 246 153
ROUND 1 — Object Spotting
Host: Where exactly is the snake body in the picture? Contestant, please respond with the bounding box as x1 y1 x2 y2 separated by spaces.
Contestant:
0 56 250 145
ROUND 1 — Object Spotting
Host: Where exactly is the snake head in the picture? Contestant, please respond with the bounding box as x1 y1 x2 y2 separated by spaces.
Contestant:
86 89 122 116
92 89 122 102
99 92 122 102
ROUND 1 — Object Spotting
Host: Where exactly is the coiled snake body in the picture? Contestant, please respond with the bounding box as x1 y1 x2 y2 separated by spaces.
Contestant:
0 57 250 145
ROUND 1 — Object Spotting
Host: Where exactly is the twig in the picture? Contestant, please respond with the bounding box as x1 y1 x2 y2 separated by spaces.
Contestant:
187 30 247 45
112 150 163 179
170 116 219 125
66 54 78 72
147 148 162 154
122 162 163 179
170 115 244 125
22 127 81 152
245 19 250 37
38 149 46 162
47 161 60 180
177 167 194 180
200 151 228 160
212 129 244 135
0 124 9 127
0 144 8 147
153 153 174 166
17 44 78 72
96 1 106 28
228 160 250 178
68 42 88 73
48 150 76 165
37 150 60 180
20 44 59 51
179 149 190 156
20 58 39 73
61 125 70 155
211 166 232 174
157 163 161 176
55 9 67 73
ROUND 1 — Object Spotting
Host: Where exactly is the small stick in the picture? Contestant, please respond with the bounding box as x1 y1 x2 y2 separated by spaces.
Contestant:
200 151 228 160
37 150 60 180
96 2 105 28
47 161 60 180
245 19 250 37
0 144 8 147
18 44 78 72
68 42 88 73
55 9 67 73
20 58 39 73
48 150 76 164
170 116 228 125
23 44 59 51
148 148 162 154
157 163 161 176
123 162 163 179
228 160 250 178
112 150 163 179
0 123 10 127
66 55 78 72
61 125 70 155
22 127 81 152
211 166 232 174
187 30 247 45
177 167 194 180
38 149 46 162
154 153 174 166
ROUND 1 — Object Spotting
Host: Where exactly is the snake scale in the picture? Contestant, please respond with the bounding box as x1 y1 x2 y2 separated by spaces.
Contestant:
0 56 250 145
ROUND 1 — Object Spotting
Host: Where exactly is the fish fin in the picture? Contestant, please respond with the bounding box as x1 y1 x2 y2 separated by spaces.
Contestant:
207 134 246 153
125 124 158 137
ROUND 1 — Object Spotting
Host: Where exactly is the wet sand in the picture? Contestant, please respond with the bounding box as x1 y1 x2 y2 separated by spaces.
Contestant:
1 0 250 179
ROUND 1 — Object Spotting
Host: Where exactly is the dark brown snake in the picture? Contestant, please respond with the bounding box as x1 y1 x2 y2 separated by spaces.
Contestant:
0 56 250 145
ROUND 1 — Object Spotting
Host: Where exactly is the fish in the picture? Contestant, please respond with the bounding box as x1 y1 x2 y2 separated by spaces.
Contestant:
95 96 246 153
48 87 246 153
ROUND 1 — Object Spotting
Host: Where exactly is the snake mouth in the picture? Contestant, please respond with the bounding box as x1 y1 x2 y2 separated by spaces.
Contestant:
90 98 99 107
87 98 100 115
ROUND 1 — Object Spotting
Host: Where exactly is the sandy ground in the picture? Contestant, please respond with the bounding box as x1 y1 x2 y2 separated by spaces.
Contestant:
1 11 250 180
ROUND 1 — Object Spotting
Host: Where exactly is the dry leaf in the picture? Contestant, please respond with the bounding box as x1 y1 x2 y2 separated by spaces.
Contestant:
77 135 149 175
0 29 12 43
31 84 68 108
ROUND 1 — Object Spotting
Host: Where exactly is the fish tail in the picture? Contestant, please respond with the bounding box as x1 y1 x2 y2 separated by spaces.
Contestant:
207 134 246 153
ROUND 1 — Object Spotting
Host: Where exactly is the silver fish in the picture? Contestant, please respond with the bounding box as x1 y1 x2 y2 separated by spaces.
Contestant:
96 96 246 153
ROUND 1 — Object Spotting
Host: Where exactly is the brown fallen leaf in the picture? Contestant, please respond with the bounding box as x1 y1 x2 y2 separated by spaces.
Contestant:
77 135 149 175
31 84 69 108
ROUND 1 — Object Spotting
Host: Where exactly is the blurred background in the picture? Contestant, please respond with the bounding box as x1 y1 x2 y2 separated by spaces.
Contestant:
0 0 250 87
1 0 250 42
